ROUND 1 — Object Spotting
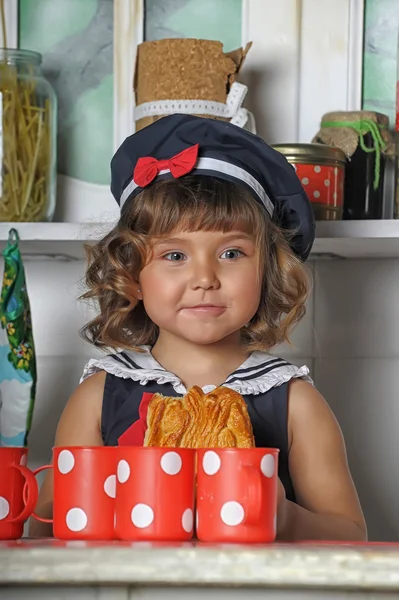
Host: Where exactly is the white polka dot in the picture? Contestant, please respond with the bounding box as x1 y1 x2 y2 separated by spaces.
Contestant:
313 190 320 199
0 497 10 520
58 450 75 474
220 501 245 526
131 504 154 528
314 165 321 173
301 177 309 185
117 459 130 483
182 508 193 533
261 454 275 478
20 454 27 466
160 451 182 475
202 451 221 475
324 179 330 187
66 507 88 532
104 474 116 498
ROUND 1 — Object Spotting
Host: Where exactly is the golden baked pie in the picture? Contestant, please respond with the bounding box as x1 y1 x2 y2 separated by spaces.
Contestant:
144 385 255 448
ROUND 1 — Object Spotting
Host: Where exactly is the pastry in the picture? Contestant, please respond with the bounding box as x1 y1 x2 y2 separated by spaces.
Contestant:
144 385 255 448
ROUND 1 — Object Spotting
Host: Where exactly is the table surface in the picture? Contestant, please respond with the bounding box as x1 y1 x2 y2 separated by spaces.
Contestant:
1 539 399 590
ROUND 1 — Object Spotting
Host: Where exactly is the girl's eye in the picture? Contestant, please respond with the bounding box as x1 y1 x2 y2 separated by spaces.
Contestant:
220 248 244 260
163 251 186 262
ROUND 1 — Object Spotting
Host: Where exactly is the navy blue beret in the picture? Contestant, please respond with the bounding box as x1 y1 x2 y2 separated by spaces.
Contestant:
110 114 315 260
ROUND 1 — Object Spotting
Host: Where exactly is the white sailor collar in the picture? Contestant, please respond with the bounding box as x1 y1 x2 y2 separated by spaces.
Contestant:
80 345 312 396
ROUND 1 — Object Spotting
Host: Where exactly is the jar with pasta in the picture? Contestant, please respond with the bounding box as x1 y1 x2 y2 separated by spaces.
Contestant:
0 49 57 222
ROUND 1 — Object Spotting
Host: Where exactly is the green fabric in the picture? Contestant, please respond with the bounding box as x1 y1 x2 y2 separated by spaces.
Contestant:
0 229 37 447
321 119 387 190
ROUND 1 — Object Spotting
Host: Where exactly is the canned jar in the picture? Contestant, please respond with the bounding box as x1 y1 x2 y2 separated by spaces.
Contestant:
313 111 394 220
0 49 57 222
272 143 346 220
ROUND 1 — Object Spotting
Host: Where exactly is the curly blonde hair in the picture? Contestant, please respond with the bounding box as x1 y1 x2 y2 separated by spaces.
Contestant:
80 176 311 352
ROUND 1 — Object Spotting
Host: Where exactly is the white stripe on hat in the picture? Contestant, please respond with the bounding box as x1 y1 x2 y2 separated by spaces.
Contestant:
120 156 274 216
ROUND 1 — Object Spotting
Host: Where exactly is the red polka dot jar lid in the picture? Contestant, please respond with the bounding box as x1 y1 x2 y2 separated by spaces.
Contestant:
273 143 346 221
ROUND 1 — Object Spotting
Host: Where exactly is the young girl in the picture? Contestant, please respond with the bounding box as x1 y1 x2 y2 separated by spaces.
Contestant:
30 114 366 541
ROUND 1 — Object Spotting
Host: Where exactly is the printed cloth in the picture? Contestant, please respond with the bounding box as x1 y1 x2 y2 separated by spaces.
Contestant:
0 229 37 447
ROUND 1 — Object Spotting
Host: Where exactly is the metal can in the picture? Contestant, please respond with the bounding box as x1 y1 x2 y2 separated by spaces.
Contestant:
272 143 346 220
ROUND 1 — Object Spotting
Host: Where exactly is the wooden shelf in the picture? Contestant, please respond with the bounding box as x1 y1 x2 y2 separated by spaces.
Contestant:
2 220 399 260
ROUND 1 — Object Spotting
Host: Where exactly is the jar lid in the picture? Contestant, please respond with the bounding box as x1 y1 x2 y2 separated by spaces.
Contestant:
0 48 42 66
272 143 347 165
320 110 389 128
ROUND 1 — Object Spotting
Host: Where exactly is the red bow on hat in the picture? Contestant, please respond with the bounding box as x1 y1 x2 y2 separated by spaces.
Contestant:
133 143 199 188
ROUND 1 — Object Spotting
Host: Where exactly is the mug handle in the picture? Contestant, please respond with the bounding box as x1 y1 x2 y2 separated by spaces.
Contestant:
241 464 263 526
8 465 39 524
23 464 53 524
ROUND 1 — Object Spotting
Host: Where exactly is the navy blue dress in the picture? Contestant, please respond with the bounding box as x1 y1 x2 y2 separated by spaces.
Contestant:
81 346 313 504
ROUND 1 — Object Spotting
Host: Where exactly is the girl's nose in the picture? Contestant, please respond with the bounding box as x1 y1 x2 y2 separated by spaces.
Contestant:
189 260 220 290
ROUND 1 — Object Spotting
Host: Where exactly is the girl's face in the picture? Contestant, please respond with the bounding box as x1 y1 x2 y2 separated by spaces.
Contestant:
138 229 262 346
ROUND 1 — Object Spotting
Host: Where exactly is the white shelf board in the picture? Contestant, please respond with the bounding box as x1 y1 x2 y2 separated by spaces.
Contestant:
312 221 399 259
2 220 399 260
0 222 114 261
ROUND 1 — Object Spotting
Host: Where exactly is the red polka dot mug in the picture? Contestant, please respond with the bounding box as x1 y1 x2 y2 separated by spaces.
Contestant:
0 447 38 540
196 447 279 543
115 447 196 541
28 447 119 540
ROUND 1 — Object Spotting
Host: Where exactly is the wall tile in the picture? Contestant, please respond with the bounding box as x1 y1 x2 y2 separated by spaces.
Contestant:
274 263 315 359
314 258 399 358
314 358 399 542
27 354 91 470
23 260 98 358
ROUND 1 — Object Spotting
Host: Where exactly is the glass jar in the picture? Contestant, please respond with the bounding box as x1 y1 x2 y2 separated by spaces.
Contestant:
0 49 57 222
313 111 394 220
342 129 385 219
272 143 346 220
